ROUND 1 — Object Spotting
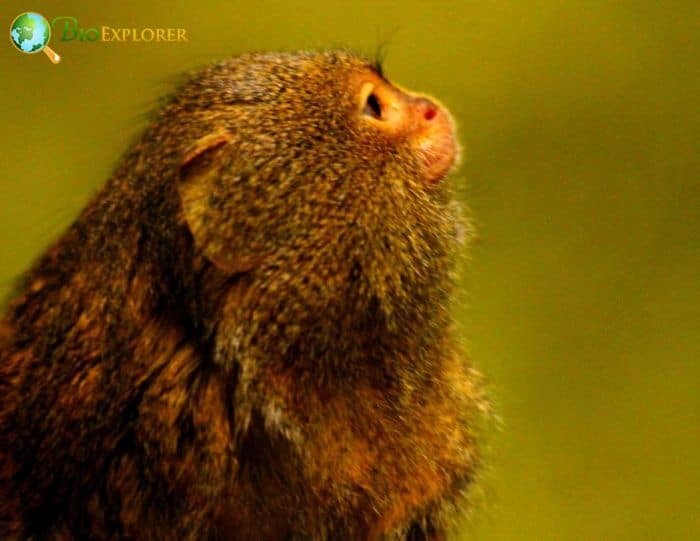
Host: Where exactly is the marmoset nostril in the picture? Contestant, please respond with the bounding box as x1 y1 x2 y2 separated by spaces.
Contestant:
414 97 438 122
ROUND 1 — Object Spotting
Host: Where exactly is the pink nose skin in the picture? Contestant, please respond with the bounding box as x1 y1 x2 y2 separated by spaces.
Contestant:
411 97 458 185
418 98 438 121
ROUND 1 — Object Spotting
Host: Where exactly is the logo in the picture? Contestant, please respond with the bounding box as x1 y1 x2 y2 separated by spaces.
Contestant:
9 12 188 64
9 12 61 63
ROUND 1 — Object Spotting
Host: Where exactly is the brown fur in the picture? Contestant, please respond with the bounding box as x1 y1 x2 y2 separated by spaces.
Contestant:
0 50 484 540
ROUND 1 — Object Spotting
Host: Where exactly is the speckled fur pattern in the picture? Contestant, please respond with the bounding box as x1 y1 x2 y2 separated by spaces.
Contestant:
0 50 484 540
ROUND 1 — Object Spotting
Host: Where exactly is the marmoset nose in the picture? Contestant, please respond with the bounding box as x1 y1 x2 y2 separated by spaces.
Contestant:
357 75 458 185
416 98 438 122
407 95 457 185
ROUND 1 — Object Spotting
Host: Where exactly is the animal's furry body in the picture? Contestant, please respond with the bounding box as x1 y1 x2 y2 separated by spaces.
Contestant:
0 50 484 540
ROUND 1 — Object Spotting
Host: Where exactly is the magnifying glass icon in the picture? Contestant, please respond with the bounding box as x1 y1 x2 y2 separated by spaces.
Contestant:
9 12 61 64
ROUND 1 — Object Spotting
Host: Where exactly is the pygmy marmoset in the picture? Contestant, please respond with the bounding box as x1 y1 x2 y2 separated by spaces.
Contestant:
0 50 485 540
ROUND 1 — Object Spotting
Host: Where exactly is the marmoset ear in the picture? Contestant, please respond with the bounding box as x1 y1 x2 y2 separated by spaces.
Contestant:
177 131 264 274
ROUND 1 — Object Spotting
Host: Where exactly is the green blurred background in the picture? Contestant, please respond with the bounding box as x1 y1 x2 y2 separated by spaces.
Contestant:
1 1 698 539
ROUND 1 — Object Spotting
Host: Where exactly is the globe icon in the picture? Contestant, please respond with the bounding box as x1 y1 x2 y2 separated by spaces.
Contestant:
9 12 60 63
